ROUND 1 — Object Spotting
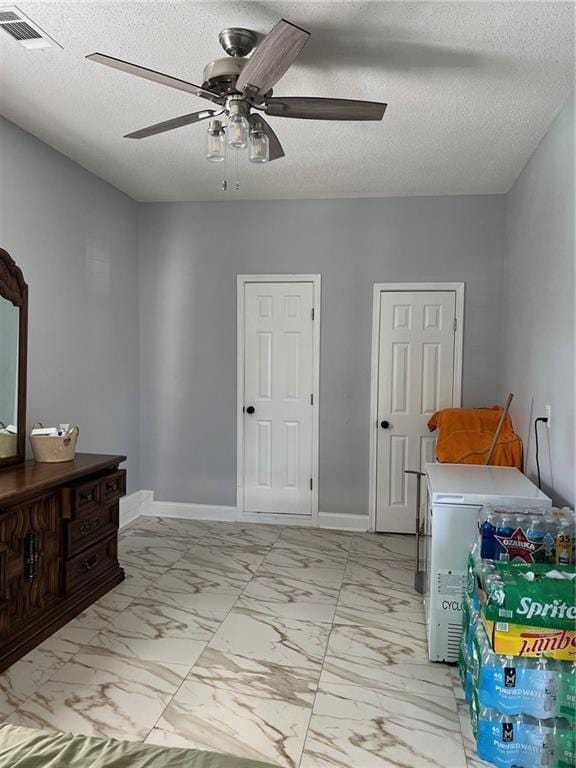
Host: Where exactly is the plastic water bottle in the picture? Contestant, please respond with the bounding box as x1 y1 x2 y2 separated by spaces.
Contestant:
495 513 514 561
480 508 497 559
536 656 559 716
556 521 573 565
527 514 547 563
541 727 555 767
560 508 576 562
542 513 557 563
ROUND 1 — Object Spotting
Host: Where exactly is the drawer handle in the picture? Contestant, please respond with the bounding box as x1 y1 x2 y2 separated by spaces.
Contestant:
24 532 39 582
82 554 98 572
106 482 118 492
80 516 102 536
80 491 94 503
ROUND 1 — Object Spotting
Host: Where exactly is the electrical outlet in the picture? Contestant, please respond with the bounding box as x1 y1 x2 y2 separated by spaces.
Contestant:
544 404 551 429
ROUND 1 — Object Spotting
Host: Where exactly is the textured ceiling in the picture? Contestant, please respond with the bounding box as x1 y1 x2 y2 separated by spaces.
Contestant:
0 1 574 202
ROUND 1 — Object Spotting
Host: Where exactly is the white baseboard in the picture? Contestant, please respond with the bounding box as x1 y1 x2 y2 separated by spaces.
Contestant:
146 500 238 522
239 511 314 527
318 512 369 532
122 491 369 533
119 490 146 528
140 490 154 516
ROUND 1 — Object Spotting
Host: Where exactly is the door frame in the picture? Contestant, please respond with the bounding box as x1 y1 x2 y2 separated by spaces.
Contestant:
236 274 321 525
368 282 465 532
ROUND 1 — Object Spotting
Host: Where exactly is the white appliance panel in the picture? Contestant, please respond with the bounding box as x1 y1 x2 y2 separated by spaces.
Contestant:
425 463 551 507
425 502 480 662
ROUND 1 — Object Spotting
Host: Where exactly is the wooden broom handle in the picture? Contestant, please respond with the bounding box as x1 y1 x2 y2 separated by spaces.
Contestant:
485 393 513 465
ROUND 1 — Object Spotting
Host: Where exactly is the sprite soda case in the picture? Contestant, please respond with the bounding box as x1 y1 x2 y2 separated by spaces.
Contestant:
467 547 548 612
478 562 576 631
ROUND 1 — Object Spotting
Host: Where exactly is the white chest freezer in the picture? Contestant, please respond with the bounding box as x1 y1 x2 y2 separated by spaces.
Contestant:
423 463 551 663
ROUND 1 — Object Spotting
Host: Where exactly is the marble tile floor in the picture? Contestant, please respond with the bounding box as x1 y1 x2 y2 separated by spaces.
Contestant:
0 518 488 767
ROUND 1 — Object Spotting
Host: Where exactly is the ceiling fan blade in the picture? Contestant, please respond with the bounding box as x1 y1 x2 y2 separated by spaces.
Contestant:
236 19 310 98
252 116 285 161
86 52 223 105
265 97 387 121
125 109 219 139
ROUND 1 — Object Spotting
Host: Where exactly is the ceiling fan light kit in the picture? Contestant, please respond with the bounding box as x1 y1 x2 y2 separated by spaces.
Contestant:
205 119 226 163
249 121 270 164
87 18 387 183
205 115 269 165
226 96 251 149
205 97 271 164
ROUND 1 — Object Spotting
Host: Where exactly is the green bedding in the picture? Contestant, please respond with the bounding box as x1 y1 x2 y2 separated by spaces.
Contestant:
0 725 279 768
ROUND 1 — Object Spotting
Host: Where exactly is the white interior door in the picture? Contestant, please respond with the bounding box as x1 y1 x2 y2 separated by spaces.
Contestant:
243 282 315 515
376 291 456 533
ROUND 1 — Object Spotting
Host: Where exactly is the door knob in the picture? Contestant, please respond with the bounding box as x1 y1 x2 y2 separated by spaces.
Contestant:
380 420 390 429
246 406 255 415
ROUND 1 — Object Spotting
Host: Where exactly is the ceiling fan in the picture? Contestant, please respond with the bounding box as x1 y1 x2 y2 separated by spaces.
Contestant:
86 19 387 164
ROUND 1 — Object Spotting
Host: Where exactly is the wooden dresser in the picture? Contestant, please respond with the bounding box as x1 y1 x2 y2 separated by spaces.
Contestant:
0 453 126 672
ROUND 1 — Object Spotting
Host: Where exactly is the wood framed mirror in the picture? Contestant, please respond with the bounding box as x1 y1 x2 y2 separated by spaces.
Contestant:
0 249 28 468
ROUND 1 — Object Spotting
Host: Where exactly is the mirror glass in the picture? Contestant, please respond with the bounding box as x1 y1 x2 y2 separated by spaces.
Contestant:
0 296 19 458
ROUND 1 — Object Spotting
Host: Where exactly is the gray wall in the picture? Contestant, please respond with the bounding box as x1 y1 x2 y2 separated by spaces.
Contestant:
6 106 571 514
139 196 505 514
0 117 140 490
500 97 575 506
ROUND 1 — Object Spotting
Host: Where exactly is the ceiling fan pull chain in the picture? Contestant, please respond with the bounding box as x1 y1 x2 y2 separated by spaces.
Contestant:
222 139 228 191
235 148 240 191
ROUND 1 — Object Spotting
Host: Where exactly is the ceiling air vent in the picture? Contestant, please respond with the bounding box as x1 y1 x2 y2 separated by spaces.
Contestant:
0 5 61 49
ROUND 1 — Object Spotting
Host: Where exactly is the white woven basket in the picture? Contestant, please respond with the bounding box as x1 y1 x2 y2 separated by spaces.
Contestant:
30 426 79 463
0 432 17 459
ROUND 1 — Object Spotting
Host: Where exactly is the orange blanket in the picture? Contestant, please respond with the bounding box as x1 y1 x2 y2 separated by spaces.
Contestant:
427 407 523 468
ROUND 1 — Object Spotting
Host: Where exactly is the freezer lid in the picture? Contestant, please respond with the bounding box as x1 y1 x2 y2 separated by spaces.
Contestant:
424 463 551 507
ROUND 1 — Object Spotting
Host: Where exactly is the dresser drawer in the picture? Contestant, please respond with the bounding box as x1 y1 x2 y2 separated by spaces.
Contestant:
66 502 119 557
70 478 102 516
65 535 118 594
101 470 126 505
67 470 126 518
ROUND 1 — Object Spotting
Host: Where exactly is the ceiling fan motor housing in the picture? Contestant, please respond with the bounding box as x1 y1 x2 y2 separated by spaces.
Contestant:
218 27 258 57
202 56 246 95
203 28 264 99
